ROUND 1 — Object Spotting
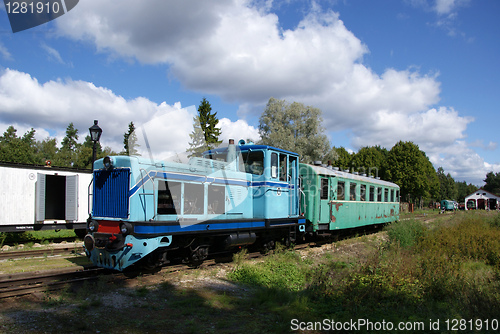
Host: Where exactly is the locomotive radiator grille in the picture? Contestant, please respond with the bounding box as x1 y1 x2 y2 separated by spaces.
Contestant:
93 169 130 218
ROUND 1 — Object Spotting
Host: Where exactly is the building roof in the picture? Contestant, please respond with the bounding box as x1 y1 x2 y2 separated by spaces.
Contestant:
464 188 500 200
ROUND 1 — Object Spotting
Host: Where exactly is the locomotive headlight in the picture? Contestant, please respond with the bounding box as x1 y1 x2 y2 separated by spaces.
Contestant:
120 222 132 235
88 220 99 232
103 156 114 170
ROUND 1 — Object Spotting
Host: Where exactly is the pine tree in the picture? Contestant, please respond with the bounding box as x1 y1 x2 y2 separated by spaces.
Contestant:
57 122 79 167
187 98 222 157
123 122 139 156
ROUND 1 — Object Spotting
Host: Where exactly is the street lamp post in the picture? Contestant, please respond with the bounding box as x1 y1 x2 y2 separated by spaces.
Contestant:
89 120 102 169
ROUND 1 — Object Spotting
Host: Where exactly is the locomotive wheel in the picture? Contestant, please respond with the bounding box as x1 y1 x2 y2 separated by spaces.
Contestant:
188 246 208 267
259 240 275 254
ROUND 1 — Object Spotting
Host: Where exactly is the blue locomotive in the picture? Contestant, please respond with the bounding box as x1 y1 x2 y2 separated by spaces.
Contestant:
84 140 400 271
84 140 305 270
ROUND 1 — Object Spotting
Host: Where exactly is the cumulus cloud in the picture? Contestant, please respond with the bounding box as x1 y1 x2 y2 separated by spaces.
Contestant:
4 0 487 183
0 68 258 158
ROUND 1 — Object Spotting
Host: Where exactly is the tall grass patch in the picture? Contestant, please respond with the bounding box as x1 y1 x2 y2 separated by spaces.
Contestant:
385 219 425 248
228 248 308 292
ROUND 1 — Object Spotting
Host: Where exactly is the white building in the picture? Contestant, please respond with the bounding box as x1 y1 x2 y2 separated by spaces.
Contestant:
464 188 500 210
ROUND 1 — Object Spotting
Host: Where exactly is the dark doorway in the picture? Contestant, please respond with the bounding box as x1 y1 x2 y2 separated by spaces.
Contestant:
45 175 66 219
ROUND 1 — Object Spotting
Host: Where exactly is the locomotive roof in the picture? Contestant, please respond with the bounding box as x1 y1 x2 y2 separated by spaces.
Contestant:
205 144 299 156
303 163 399 188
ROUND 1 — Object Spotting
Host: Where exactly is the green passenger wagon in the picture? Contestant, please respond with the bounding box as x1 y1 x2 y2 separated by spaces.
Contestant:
299 164 400 233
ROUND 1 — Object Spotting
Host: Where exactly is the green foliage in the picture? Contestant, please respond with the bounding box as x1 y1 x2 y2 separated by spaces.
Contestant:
0 126 38 164
123 121 140 156
385 141 439 202
228 249 307 292
329 146 352 170
258 97 331 163
187 98 222 157
350 145 388 178
386 219 425 248
0 123 117 168
484 171 500 196
437 166 458 201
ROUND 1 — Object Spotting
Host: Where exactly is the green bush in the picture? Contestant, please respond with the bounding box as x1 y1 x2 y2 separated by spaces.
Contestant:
385 219 425 248
227 249 307 292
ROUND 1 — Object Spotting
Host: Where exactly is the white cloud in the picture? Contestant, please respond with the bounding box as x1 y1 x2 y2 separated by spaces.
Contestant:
7 0 487 183
0 68 262 160
0 68 194 154
218 118 260 144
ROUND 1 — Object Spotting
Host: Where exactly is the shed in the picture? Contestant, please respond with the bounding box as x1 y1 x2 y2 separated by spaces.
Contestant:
464 188 500 210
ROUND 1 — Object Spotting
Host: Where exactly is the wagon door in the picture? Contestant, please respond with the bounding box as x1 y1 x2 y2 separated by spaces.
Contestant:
318 176 331 229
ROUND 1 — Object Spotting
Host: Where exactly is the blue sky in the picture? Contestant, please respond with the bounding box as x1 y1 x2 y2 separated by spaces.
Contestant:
0 0 498 186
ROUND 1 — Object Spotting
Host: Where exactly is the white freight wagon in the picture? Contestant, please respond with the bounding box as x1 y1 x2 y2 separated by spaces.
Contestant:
0 162 92 236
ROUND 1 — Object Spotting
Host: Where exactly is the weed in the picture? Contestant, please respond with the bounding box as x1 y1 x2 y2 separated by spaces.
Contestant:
385 219 425 248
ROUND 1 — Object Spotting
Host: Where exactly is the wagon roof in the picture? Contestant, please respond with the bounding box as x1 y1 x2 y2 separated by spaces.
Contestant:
302 163 400 188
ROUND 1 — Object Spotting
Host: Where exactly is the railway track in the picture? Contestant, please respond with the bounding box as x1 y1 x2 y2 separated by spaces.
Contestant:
0 246 84 261
0 266 105 299
0 225 384 299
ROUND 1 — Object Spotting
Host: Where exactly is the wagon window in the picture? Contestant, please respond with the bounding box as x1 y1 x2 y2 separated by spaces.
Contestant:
390 189 395 202
320 178 329 200
395 190 400 202
158 181 181 215
377 187 382 202
369 186 375 201
184 183 204 215
384 188 389 202
360 184 366 201
350 182 357 201
337 181 345 200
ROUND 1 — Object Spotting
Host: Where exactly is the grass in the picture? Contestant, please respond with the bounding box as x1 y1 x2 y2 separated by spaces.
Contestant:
0 230 78 247
226 212 500 332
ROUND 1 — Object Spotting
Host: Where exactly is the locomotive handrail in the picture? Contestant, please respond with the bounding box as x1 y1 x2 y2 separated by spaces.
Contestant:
88 178 93 216
299 188 307 216
139 168 156 221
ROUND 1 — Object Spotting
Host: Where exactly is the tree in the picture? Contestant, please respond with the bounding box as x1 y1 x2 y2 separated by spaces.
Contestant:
350 146 388 178
258 97 330 163
456 181 478 203
123 122 139 156
56 123 79 167
0 126 37 164
329 146 352 170
385 141 439 204
187 98 222 157
34 137 59 164
483 172 500 196
437 167 458 201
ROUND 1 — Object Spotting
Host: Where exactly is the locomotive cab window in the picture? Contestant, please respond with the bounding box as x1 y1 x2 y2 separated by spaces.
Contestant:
242 151 264 175
271 152 278 179
337 181 345 200
279 154 287 181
